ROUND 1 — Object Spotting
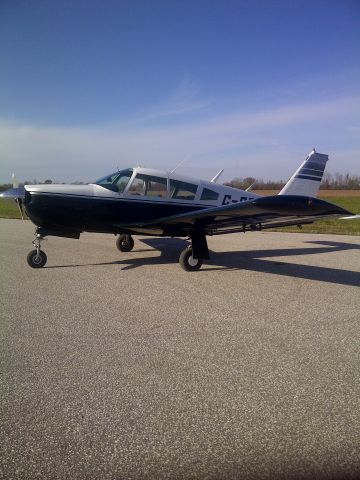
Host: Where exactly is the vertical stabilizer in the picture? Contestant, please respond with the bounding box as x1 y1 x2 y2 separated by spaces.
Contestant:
278 149 328 197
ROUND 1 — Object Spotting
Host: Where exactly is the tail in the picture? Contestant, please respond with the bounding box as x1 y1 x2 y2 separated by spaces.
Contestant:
278 149 328 197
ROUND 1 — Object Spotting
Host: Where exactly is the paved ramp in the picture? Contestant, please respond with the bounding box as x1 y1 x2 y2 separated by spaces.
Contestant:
1 219 359 479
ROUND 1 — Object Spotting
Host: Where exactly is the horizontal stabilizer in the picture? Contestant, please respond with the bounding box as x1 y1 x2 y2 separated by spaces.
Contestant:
341 214 360 220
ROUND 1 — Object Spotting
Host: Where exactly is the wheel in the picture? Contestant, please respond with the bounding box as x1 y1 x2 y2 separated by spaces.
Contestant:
179 247 203 271
116 234 134 252
27 249 47 268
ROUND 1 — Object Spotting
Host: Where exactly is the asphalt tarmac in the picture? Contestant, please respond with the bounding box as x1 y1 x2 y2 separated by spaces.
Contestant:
1 218 360 480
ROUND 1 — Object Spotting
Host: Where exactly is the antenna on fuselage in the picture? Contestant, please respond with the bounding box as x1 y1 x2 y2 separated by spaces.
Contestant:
211 169 224 183
245 181 256 192
170 157 188 174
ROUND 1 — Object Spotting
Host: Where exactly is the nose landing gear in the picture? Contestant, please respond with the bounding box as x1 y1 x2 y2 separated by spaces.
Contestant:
27 232 47 268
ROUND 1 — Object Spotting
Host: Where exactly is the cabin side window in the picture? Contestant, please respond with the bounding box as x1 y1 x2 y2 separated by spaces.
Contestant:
128 174 168 197
145 176 168 197
200 188 219 201
170 180 198 200
128 176 145 195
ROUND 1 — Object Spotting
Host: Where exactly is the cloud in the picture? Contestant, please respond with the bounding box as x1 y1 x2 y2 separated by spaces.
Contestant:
1 94 359 182
130 79 213 122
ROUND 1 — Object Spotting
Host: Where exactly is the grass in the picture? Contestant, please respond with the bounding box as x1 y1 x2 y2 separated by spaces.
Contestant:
1 194 359 235
268 196 360 235
0 199 27 219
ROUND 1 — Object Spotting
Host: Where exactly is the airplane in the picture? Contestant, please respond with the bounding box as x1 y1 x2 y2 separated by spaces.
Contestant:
1 149 356 271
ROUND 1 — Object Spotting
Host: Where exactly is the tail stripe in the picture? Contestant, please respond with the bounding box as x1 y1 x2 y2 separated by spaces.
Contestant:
295 174 322 181
299 167 324 176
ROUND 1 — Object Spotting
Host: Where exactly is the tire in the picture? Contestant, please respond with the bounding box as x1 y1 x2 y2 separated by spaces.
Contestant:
179 247 203 272
27 249 47 268
116 234 134 252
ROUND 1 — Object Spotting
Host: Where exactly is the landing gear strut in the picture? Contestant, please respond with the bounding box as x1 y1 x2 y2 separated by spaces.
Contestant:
27 231 47 268
116 234 134 252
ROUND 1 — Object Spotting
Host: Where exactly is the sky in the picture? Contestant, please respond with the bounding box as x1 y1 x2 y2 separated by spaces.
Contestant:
0 0 359 183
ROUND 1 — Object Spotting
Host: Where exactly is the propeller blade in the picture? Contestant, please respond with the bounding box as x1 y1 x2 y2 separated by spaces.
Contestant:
16 198 25 220
0 187 25 199
12 173 19 188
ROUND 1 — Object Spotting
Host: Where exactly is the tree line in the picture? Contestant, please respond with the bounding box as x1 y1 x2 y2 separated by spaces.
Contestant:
224 172 360 191
1 172 359 193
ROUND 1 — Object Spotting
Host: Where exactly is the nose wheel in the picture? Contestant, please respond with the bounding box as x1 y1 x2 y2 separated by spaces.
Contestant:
116 234 134 252
27 232 47 268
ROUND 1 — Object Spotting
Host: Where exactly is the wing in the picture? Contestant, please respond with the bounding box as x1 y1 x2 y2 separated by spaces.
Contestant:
126 195 353 235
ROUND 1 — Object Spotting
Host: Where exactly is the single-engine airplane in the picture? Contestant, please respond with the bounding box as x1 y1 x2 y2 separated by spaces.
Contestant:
1 149 355 271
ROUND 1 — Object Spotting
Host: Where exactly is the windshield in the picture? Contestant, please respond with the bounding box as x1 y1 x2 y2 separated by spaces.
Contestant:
94 168 133 193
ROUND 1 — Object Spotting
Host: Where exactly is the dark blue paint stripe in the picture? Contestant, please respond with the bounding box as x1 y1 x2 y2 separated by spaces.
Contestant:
296 174 322 181
299 168 324 176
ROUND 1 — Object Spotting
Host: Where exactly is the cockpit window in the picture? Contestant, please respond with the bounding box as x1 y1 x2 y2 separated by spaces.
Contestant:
116 170 133 193
128 174 168 197
170 179 198 200
95 169 133 193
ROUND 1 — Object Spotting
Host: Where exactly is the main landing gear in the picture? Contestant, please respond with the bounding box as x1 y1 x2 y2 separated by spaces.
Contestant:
27 231 47 268
116 234 134 252
114 232 209 272
179 232 209 272
179 247 203 271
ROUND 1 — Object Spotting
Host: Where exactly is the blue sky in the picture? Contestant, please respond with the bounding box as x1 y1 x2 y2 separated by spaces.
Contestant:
0 0 359 183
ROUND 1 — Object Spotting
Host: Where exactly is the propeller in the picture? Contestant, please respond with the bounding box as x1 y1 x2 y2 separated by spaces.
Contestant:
15 198 24 220
12 173 19 188
2 173 25 219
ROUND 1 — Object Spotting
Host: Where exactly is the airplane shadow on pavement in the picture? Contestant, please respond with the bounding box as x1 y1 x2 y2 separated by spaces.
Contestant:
47 237 360 288
124 238 360 287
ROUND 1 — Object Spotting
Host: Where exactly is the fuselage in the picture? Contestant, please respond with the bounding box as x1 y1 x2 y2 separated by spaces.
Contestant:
24 167 260 236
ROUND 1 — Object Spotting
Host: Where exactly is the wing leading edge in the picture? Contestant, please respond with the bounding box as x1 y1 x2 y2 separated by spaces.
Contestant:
124 195 353 235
